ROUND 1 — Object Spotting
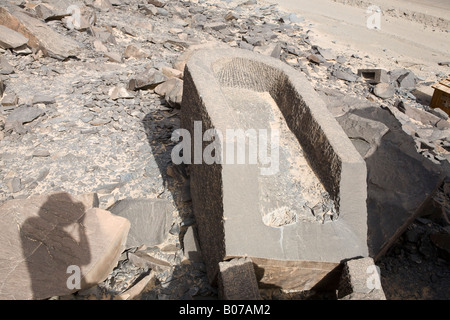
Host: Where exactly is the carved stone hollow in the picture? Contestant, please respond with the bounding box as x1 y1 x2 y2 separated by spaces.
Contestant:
180 48 368 291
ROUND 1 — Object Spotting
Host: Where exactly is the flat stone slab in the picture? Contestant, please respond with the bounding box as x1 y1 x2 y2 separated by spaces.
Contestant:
181 48 368 289
0 192 130 300
108 198 174 248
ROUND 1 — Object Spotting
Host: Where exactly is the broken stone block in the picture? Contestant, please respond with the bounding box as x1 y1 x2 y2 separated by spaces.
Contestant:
0 24 28 49
181 48 368 289
0 6 81 60
128 69 168 91
357 69 389 84
154 78 183 108
218 258 261 300
0 192 130 300
108 198 173 248
338 257 386 300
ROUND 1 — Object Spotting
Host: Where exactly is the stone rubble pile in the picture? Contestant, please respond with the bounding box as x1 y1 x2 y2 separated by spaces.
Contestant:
0 0 449 300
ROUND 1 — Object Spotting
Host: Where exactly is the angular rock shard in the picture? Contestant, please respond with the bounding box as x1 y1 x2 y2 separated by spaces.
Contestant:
181 48 368 290
0 192 130 300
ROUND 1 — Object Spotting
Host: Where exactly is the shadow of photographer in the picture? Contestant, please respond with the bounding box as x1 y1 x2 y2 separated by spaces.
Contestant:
20 193 91 299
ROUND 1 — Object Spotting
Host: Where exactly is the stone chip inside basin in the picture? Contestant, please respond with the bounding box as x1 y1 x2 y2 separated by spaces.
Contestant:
180 48 368 291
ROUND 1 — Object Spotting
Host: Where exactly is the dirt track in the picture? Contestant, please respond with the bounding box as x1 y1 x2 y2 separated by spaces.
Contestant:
264 0 450 80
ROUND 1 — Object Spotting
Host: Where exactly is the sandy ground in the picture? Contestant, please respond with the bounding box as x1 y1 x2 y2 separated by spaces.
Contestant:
262 0 450 83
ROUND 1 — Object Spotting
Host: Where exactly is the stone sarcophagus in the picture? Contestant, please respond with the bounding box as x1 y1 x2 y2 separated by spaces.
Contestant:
180 48 368 291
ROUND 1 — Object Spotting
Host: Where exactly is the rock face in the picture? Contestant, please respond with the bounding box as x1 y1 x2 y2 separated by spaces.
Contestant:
333 98 445 259
0 6 80 60
0 192 130 300
181 48 368 289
